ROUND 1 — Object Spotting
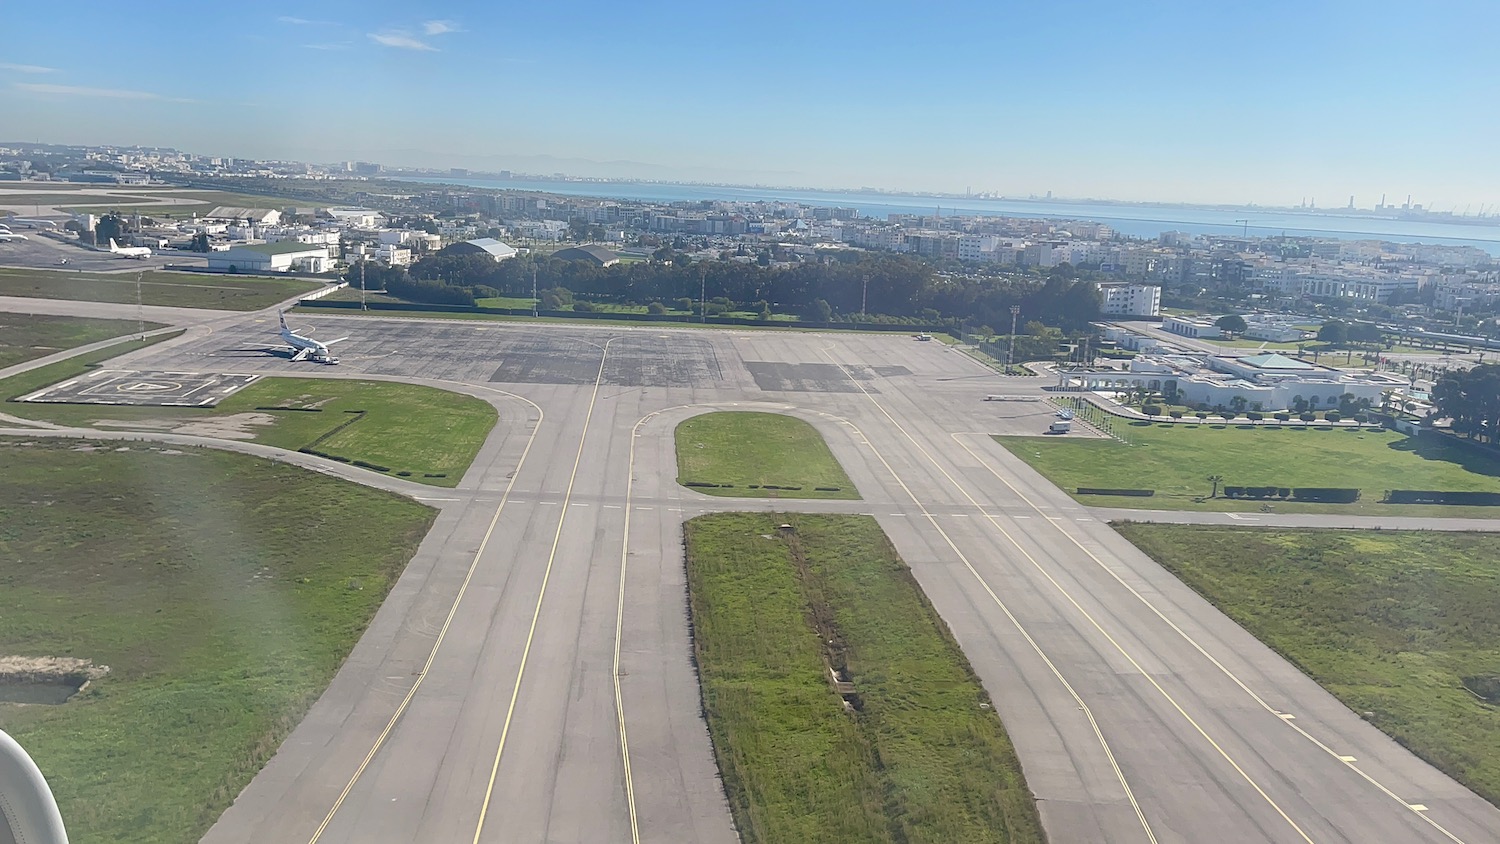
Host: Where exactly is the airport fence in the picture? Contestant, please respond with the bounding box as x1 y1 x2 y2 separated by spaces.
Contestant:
297 298 950 334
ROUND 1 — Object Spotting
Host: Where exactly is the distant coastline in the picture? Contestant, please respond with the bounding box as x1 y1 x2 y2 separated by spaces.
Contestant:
386 174 1500 254
386 170 1500 229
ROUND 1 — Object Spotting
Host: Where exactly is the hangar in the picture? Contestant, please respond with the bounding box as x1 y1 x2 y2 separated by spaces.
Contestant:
207 241 331 274
550 245 620 267
439 237 518 263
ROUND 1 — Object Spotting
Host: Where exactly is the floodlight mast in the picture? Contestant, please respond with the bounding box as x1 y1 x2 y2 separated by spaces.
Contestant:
1007 305 1021 367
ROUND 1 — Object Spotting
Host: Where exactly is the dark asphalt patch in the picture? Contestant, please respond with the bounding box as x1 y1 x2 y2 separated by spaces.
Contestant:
745 362 881 393
489 333 727 387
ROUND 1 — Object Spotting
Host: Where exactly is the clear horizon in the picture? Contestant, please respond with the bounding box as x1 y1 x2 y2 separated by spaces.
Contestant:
4 0 1499 210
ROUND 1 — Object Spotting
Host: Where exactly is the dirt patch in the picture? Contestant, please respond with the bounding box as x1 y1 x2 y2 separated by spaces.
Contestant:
0 656 110 704
91 419 178 431
92 412 279 440
169 412 278 440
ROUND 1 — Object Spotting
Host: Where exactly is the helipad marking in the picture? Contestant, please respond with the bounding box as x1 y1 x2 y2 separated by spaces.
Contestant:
118 380 181 392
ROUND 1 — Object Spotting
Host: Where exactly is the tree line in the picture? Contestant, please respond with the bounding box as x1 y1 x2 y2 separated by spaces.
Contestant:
344 252 1103 331
1433 364 1500 445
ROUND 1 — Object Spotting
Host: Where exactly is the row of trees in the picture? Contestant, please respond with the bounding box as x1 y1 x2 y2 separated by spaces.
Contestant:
1432 364 1500 445
347 253 1103 330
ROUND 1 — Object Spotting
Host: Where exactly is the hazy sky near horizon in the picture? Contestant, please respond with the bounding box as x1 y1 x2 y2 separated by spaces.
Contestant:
4 0 1498 208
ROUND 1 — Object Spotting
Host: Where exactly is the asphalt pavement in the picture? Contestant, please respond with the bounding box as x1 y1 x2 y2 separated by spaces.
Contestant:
4 307 1499 844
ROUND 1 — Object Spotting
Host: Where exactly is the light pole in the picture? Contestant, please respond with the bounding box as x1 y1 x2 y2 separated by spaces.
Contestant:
532 266 538 318
700 264 707 323
1007 304 1020 368
135 271 143 339
861 274 869 318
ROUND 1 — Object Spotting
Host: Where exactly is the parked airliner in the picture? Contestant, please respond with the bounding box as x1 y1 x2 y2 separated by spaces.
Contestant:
272 310 346 364
106 238 151 259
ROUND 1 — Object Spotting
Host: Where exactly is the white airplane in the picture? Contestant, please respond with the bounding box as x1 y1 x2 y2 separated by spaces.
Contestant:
0 231 27 242
2 217 56 230
106 238 152 259
274 310 346 364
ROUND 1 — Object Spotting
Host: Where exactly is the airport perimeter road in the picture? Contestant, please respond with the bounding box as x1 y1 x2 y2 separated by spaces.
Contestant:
91 315 1500 844
0 293 231 324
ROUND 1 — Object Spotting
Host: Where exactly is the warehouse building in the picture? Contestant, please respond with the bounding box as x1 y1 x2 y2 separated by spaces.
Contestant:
207 241 331 274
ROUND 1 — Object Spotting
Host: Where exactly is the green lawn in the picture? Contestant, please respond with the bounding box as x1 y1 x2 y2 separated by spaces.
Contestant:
0 313 166 369
0 440 437 843
0 332 185 403
685 513 1043 844
676 411 859 499
474 295 541 309
0 192 135 206
0 268 321 310
1206 338 1307 350
55 189 313 219
1114 524 1500 809
997 422 1500 515
7 377 497 487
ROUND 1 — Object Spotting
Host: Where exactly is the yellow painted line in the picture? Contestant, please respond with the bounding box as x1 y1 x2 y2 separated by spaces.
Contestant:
472 338 615 844
611 410 660 844
950 432 1468 844
813 354 1314 840
812 349 1158 843
306 388 544 844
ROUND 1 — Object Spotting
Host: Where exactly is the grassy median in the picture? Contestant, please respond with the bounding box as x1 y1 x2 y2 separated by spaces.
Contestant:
0 331 185 403
0 267 320 310
1114 523 1500 808
6 373 497 487
685 513 1042 843
0 313 168 369
0 440 437 842
676 411 859 499
998 422 1500 515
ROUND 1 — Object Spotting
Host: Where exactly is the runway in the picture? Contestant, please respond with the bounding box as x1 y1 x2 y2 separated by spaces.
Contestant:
13 311 1500 843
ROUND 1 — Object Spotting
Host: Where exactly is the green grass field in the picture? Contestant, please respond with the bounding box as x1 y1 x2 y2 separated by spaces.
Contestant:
0 440 437 843
998 422 1500 515
685 513 1043 844
0 268 321 310
6 376 497 486
0 313 166 369
0 332 185 404
676 411 859 499
1114 524 1500 808
0 192 134 206
46 189 313 219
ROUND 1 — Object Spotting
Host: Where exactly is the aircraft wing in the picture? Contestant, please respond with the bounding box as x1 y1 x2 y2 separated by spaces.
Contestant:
291 347 313 362
324 337 350 345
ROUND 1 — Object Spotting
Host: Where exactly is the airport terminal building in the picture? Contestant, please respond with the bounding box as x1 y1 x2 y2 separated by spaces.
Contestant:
1071 351 1405 411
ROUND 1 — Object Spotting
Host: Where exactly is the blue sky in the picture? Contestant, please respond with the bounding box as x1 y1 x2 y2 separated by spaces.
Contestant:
3 0 1498 207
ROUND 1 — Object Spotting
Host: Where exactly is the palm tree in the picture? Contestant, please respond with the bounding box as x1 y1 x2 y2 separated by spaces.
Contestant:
1207 474 1225 498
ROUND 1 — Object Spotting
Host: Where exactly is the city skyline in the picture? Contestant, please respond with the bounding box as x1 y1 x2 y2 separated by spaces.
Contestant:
4 0 1499 209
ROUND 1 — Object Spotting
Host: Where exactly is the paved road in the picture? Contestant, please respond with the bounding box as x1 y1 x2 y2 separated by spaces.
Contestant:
0 294 232 326
5 309 1499 843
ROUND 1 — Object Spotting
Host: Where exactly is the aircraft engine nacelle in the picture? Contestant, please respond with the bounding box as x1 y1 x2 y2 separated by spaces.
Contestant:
0 728 68 843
